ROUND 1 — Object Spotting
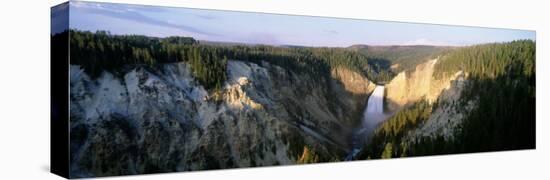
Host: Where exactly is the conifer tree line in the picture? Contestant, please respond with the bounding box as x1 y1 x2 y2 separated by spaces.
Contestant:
354 45 450 73
358 100 432 159
63 30 394 91
434 40 535 153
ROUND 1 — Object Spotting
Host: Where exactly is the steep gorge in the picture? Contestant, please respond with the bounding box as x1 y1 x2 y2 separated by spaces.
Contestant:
69 60 374 177
341 58 470 160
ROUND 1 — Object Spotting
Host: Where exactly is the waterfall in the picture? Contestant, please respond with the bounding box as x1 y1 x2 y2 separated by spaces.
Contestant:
362 85 386 131
345 85 387 160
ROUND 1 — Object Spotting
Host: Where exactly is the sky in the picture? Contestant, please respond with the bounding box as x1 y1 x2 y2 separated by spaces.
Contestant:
53 1 536 47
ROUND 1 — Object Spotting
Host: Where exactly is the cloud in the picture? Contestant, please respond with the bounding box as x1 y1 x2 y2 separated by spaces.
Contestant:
401 38 461 46
71 1 219 36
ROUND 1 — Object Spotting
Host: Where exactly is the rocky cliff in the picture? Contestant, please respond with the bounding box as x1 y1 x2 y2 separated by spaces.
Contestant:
385 58 452 111
69 60 373 177
408 70 474 140
330 67 377 125
384 58 474 140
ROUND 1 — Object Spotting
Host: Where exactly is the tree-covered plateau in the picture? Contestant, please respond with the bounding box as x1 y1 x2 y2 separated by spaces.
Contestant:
64 30 394 91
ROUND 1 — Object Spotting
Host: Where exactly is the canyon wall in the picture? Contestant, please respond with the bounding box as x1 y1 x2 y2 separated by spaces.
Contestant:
384 58 473 140
69 60 372 178
385 58 454 112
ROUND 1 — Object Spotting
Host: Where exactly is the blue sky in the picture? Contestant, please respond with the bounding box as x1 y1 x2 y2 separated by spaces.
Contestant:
60 1 535 47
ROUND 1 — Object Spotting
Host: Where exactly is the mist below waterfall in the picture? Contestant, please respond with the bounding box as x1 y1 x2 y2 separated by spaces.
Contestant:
346 85 388 160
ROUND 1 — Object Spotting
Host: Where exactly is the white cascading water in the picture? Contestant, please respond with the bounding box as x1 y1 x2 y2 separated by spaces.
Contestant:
345 85 387 160
362 85 386 131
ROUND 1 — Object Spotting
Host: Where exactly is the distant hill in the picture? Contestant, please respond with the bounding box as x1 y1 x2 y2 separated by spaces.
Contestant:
198 40 257 47
348 45 453 72
199 40 309 49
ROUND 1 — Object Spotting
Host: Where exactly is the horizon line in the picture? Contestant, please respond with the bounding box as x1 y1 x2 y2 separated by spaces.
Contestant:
62 28 535 48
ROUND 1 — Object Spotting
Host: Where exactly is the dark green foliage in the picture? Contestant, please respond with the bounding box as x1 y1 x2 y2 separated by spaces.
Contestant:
434 40 535 79
308 47 393 83
378 100 432 139
407 135 456 156
432 40 535 152
351 45 450 73
63 29 394 90
187 47 228 91
68 30 225 90
358 100 432 159
162 36 197 45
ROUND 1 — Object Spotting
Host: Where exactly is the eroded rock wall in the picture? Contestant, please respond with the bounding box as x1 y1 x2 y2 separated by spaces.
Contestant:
69 60 372 178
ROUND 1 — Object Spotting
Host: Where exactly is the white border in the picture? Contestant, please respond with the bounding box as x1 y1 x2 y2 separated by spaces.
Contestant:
0 0 548 179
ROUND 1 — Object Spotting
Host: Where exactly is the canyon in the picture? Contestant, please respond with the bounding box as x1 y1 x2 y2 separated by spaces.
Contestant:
69 59 377 177
68 54 471 178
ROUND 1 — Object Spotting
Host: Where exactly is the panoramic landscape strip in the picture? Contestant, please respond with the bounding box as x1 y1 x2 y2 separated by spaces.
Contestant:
51 1 535 178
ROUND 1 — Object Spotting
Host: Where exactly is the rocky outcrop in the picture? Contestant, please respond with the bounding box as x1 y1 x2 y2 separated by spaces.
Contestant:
330 67 377 125
69 60 372 178
385 58 454 112
331 67 376 96
407 71 475 140
384 58 475 140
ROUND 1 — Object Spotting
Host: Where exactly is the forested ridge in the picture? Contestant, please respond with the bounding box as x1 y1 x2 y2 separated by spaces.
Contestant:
358 40 535 159
349 45 450 73
434 40 535 152
63 29 393 90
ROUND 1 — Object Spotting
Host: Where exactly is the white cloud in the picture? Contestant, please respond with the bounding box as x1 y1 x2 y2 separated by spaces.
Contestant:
401 38 460 46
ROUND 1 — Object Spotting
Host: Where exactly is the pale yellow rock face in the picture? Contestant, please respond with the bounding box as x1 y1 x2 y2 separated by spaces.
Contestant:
385 58 458 112
382 58 473 142
385 71 408 111
224 78 263 110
